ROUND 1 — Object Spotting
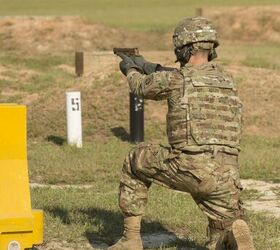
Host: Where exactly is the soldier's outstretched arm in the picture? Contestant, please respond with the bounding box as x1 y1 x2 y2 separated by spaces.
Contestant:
130 54 176 74
113 48 176 74
127 69 183 100
117 52 182 100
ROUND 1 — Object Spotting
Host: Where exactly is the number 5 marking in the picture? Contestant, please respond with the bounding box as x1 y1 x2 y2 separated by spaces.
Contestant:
71 98 80 111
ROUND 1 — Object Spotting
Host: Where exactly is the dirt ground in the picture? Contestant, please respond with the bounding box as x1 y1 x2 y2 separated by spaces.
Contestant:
206 6 280 43
36 232 187 250
242 179 280 218
0 6 279 52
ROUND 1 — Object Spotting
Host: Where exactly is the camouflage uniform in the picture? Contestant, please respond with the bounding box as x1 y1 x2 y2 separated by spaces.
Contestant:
119 62 245 249
111 17 253 250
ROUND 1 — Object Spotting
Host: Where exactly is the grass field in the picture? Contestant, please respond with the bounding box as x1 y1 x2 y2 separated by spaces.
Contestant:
0 1 280 249
0 0 279 31
0 44 279 249
31 186 280 250
1 45 278 183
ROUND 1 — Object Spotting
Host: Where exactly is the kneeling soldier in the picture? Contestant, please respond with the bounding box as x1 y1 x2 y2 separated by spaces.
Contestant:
109 17 255 250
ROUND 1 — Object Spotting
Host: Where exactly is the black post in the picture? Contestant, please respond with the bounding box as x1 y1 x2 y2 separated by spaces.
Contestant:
75 51 84 77
130 92 144 143
196 8 203 16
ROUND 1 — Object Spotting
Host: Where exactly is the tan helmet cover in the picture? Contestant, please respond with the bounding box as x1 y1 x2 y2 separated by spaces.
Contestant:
173 16 219 49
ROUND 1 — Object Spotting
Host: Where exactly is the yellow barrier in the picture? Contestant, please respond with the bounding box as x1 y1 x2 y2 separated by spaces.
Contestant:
0 105 43 250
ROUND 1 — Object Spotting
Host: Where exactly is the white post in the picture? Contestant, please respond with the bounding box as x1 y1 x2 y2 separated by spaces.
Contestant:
66 91 82 148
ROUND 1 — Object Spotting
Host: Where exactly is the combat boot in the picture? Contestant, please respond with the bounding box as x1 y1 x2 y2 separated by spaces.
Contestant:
227 219 255 250
107 215 143 250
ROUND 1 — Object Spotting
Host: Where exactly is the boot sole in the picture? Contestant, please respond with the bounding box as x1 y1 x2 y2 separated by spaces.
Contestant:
232 219 255 250
107 238 143 250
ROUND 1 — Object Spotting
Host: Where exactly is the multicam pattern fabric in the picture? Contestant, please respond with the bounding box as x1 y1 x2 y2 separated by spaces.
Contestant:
127 69 181 100
182 64 242 148
119 143 244 222
128 63 242 153
122 63 244 248
168 63 242 149
173 17 219 49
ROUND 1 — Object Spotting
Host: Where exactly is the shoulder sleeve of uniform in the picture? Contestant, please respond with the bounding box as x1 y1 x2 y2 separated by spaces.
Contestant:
127 70 184 100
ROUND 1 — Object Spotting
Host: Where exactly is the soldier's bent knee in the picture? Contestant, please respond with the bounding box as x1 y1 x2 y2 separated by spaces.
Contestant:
128 143 153 173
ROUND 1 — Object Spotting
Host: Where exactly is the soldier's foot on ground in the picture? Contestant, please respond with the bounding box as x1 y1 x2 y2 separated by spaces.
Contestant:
231 219 256 250
106 236 143 250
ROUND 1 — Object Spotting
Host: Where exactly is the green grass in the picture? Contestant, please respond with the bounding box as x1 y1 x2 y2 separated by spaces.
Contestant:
242 56 279 70
240 136 280 182
218 43 280 68
0 53 73 101
28 136 280 184
31 185 280 249
28 135 280 249
241 189 264 201
272 187 280 198
31 186 207 249
0 0 279 31
28 139 131 184
0 53 72 70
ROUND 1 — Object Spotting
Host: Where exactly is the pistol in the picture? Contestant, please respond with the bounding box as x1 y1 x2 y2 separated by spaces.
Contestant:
113 47 176 73
113 48 139 56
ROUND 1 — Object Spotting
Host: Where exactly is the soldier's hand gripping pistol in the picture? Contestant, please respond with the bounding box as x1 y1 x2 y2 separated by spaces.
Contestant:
113 47 176 75
113 48 143 75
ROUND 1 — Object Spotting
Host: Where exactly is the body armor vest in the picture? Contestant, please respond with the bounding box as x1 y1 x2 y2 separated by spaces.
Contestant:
167 63 242 152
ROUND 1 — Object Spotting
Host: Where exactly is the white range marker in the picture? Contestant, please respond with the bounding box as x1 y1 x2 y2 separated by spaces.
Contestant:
66 91 82 148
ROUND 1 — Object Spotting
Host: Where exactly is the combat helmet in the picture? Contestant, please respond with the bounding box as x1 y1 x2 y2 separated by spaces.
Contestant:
173 16 219 49
173 17 219 65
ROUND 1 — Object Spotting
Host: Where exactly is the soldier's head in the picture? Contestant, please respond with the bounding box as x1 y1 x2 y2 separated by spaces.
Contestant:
173 16 219 67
